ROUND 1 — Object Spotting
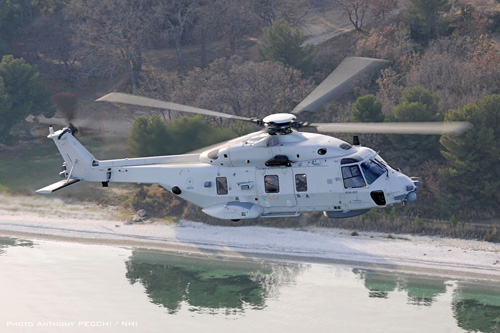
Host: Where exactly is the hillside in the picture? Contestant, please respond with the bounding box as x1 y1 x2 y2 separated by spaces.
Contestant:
0 0 499 240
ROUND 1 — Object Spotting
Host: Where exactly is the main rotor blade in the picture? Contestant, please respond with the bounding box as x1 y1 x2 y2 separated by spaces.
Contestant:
97 92 258 123
188 129 267 154
311 122 472 135
292 57 389 115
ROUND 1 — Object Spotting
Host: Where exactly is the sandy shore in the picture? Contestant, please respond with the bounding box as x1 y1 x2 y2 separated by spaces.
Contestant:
1 193 499 281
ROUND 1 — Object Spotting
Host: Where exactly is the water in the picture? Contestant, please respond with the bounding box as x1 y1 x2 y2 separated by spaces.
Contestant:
0 236 499 333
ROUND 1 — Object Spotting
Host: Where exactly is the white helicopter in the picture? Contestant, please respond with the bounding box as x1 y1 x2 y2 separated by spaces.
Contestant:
37 57 470 221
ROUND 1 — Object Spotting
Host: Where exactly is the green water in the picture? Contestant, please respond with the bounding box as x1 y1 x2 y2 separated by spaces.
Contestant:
0 236 499 333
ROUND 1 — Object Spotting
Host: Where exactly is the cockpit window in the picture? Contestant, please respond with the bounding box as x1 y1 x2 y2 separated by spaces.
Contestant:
341 165 366 188
360 160 385 185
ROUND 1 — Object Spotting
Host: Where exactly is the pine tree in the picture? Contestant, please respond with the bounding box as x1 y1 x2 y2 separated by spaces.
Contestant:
0 55 53 144
258 19 315 75
127 115 242 157
385 86 441 163
407 0 451 42
0 77 14 143
351 94 384 123
440 94 500 216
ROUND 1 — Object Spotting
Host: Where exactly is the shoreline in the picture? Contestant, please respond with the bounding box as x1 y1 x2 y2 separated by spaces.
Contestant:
1 193 500 282
2 229 500 283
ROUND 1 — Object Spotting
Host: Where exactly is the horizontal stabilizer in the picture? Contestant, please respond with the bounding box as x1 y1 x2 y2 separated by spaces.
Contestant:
36 179 80 194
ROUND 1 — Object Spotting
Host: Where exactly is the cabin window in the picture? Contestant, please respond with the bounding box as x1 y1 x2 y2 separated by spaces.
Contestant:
295 174 307 192
264 175 279 193
341 165 366 188
216 177 228 195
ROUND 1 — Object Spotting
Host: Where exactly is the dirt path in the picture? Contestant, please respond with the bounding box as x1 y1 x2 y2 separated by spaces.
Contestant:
301 4 354 46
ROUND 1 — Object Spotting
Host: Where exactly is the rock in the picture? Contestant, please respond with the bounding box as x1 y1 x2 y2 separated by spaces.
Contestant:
124 219 133 225
132 215 143 222
137 209 147 218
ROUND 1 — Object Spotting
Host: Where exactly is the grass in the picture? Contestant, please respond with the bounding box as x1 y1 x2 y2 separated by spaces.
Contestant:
0 137 129 195
0 143 61 194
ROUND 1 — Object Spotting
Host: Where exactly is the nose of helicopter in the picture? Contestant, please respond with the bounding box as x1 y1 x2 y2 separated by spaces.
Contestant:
397 174 419 204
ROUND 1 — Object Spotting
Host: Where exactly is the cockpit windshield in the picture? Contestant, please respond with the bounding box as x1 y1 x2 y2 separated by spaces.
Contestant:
341 156 387 188
360 159 385 184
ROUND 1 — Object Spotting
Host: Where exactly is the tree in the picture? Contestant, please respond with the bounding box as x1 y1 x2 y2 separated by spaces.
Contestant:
405 37 500 113
369 0 398 21
335 0 370 32
251 0 310 27
212 0 261 55
0 55 53 144
151 0 199 66
0 0 66 61
258 19 315 75
406 0 451 42
18 1 76 79
0 0 39 57
163 115 242 155
67 0 153 92
0 77 14 144
385 86 441 163
356 23 414 64
350 94 385 151
127 115 241 157
0 1 11 57
440 94 500 216
127 115 170 157
192 1 220 68
351 94 384 122
171 57 314 119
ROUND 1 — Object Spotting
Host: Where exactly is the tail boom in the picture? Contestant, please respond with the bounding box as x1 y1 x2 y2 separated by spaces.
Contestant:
37 126 200 194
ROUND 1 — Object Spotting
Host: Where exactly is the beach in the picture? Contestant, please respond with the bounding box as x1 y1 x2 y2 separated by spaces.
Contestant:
1 193 499 281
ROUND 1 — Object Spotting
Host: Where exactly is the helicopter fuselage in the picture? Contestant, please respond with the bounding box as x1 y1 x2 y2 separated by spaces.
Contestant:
38 127 419 220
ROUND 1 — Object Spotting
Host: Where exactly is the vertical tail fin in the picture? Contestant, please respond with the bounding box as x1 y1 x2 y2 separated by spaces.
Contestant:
48 126 96 180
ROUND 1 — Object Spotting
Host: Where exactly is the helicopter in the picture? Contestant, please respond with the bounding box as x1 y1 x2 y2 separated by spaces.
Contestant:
36 57 470 221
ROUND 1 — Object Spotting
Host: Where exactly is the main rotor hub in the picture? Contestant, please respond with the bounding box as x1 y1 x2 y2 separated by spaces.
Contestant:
262 113 297 135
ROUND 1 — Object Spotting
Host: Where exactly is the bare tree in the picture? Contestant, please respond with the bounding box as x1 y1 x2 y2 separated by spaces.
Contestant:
192 0 222 67
334 0 370 32
172 56 315 119
251 0 310 27
19 5 79 82
356 24 415 63
369 0 398 21
405 36 500 112
151 0 199 66
376 67 404 114
212 0 262 55
67 0 153 92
